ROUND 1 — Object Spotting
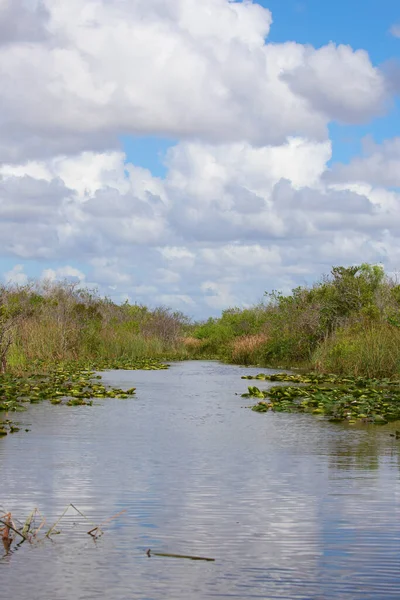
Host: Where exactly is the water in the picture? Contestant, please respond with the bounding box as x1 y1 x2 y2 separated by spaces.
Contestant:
1 361 399 599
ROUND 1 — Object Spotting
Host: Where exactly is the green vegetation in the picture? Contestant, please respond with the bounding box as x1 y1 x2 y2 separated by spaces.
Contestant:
0 280 190 374
190 263 400 378
2 263 400 432
0 264 400 378
0 359 171 435
3 263 400 380
0 281 185 433
241 372 400 425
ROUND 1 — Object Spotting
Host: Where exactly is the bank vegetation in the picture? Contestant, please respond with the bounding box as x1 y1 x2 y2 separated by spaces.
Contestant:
2 264 400 380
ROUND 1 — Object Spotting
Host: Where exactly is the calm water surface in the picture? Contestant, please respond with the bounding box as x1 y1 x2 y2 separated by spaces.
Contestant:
0 361 399 599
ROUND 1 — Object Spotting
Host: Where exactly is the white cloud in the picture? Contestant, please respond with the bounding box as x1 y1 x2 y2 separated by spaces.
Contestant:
133 285 158 295
326 137 400 188
0 0 388 164
201 280 236 310
1 136 400 316
0 174 72 259
0 1 399 316
89 258 133 286
201 244 281 269
156 294 195 307
0 0 50 46
41 266 86 283
157 269 181 284
4 264 28 285
283 43 387 123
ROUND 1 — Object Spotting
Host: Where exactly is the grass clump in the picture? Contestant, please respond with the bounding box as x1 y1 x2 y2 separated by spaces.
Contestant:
230 334 268 365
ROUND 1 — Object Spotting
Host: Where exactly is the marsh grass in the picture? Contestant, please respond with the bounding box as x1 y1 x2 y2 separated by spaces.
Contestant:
313 323 400 379
3 264 400 380
229 334 268 365
0 281 190 373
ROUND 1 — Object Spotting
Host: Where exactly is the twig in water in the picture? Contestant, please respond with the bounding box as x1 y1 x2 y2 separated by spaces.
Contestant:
146 549 215 562
87 509 126 538
46 503 99 538
45 504 71 538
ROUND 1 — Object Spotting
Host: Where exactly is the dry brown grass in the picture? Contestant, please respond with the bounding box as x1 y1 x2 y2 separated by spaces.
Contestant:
179 336 208 358
181 336 203 350
230 334 268 365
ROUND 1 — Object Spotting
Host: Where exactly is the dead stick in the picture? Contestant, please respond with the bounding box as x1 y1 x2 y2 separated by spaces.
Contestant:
146 549 215 562
32 509 46 537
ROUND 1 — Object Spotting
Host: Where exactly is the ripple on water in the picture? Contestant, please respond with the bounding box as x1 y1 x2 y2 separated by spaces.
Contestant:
0 361 399 599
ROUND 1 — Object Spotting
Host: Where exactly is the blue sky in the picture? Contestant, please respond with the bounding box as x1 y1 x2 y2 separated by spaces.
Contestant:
1 0 400 316
262 0 398 61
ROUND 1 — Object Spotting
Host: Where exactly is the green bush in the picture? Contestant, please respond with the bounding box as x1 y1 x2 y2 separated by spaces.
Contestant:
4 263 400 378
188 263 400 374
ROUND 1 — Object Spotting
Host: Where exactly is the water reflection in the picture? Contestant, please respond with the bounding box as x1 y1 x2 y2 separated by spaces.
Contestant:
0 361 399 599
320 423 400 471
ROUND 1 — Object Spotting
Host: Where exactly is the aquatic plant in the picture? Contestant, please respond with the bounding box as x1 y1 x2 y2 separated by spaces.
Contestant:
0 358 171 434
0 504 126 557
242 372 400 425
1 505 215 562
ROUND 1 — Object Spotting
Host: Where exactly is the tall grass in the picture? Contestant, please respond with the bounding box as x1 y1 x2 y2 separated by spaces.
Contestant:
0 281 189 372
3 263 400 379
229 334 268 365
313 322 400 379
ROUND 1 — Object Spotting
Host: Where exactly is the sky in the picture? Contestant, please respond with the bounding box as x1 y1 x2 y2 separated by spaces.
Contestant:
0 0 400 318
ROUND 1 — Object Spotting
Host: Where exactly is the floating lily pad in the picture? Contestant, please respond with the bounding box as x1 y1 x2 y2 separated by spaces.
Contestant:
242 371 400 425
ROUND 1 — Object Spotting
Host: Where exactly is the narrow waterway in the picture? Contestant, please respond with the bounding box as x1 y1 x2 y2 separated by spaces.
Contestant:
1 361 399 599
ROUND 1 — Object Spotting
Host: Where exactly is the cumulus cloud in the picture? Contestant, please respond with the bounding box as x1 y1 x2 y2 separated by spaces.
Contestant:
282 44 387 123
0 0 389 164
42 266 86 283
4 264 28 286
4 264 87 287
326 137 400 188
0 1 399 315
201 280 236 310
0 173 73 259
2 136 399 315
